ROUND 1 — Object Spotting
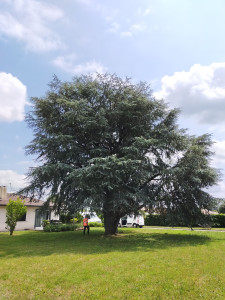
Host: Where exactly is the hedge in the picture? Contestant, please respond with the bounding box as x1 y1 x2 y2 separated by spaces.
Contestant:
211 214 225 228
144 214 168 226
145 214 225 228
88 222 103 227
43 223 79 232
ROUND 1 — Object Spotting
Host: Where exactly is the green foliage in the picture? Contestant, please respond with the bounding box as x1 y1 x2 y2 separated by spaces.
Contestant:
211 214 225 228
60 212 83 224
145 213 225 228
145 214 168 226
218 203 225 214
70 218 78 223
42 220 50 227
21 73 219 235
88 222 103 227
96 212 104 224
5 198 27 235
153 134 219 228
43 223 78 232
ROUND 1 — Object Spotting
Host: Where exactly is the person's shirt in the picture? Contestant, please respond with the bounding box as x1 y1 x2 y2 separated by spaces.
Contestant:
83 218 88 226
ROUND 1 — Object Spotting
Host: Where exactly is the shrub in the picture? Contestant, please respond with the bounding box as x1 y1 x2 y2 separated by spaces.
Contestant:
42 220 50 227
145 214 207 227
88 222 103 227
218 203 225 214
70 218 78 223
43 223 78 232
145 214 168 226
60 212 83 224
211 214 225 228
145 213 225 228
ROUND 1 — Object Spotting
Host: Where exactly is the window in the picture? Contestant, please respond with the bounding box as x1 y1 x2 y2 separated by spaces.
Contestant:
18 213 26 221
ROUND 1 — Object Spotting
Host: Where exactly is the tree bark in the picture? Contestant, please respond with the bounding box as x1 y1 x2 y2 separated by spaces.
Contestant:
104 211 120 235
103 194 120 235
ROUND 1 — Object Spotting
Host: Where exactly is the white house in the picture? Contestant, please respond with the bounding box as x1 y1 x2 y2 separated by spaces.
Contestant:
0 186 59 232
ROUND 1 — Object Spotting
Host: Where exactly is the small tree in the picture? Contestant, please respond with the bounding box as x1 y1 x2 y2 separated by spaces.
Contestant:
5 198 27 235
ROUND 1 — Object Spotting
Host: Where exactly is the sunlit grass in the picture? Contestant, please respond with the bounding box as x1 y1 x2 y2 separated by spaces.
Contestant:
0 228 224 299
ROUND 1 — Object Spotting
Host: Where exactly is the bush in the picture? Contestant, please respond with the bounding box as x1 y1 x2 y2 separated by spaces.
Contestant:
145 214 168 226
88 222 103 227
218 204 225 214
60 212 83 224
70 218 78 223
42 220 50 227
211 214 225 228
43 223 78 232
145 213 225 228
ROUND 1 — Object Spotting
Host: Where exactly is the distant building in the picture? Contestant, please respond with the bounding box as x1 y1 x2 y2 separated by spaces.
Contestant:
0 186 59 232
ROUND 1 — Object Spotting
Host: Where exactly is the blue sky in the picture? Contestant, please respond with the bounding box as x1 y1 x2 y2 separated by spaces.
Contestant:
1 0 225 197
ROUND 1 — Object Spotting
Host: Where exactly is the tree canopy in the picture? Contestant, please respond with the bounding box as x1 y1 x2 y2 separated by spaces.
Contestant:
21 74 219 234
218 203 225 214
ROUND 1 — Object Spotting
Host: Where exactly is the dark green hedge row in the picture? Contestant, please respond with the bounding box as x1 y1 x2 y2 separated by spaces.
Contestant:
212 214 225 228
145 214 168 226
145 214 225 228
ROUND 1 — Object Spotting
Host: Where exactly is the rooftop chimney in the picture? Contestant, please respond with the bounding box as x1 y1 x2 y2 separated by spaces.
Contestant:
0 186 7 199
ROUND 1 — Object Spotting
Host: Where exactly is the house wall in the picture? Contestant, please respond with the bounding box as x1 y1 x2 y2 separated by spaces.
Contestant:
0 206 37 232
50 211 59 221
0 206 59 232
0 207 6 231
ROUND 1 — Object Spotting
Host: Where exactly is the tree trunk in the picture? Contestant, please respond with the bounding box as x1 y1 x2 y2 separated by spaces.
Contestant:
104 211 120 235
103 192 121 235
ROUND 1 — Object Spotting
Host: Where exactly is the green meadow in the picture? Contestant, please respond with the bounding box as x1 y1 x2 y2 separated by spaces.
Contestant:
0 228 224 299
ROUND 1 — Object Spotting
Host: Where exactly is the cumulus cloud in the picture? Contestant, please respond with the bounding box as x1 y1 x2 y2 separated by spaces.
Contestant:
0 170 27 192
0 72 27 122
52 55 107 75
155 63 225 124
0 0 64 52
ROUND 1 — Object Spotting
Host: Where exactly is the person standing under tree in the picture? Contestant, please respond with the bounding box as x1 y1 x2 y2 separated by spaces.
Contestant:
83 215 89 235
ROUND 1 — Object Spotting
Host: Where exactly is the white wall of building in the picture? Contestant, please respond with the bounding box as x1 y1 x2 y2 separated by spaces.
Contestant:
0 207 6 231
0 206 59 232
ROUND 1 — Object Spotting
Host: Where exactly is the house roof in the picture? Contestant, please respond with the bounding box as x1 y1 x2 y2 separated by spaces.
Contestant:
0 193 53 207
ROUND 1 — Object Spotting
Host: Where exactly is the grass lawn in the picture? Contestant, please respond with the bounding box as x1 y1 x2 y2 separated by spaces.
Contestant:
0 228 225 299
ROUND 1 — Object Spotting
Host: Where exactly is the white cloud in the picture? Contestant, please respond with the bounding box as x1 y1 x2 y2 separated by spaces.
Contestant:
0 170 27 192
0 0 64 52
138 7 152 16
143 8 151 16
0 72 27 122
207 181 225 199
52 55 107 75
120 22 146 38
155 63 225 124
131 24 146 32
211 140 225 168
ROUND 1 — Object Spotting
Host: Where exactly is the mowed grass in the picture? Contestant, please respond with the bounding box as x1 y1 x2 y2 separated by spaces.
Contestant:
0 228 225 299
